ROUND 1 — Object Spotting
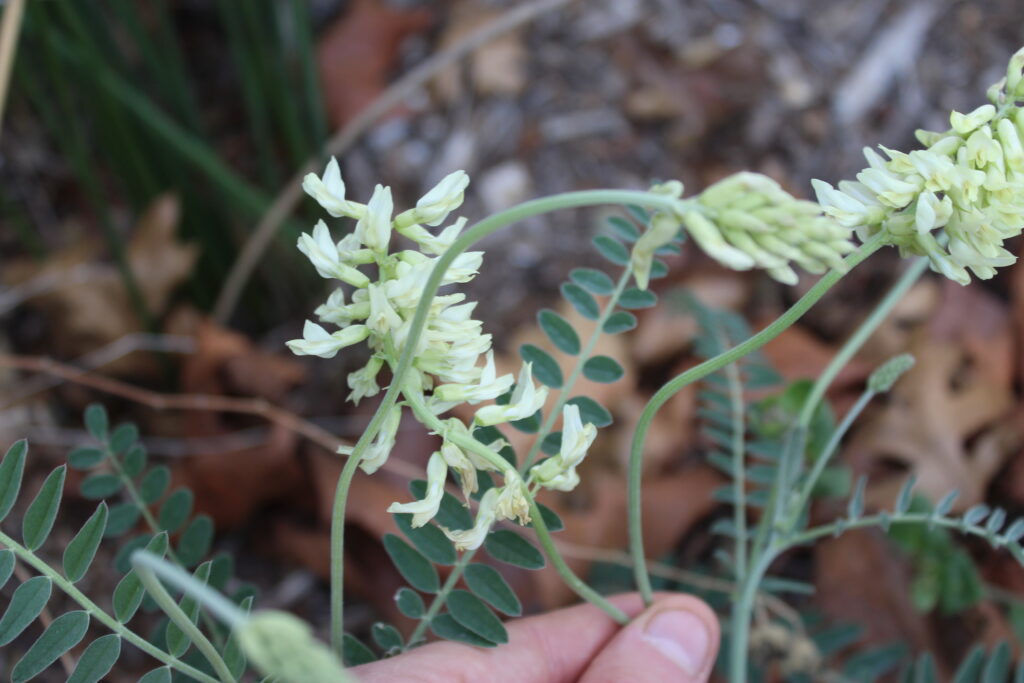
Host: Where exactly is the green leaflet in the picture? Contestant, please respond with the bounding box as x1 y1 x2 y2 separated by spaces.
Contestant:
84 403 109 441
0 576 53 646
484 530 544 569
519 344 563 388
446 589 508 644
22 466 67 550
63 502 109 582
11 610 90 682
581 356 624 383
341 633 377 666
0 440 29 522
430 613 496 648
464 563 522 616
538 309 581 355
395 587 425 619
569 268 614 295
383 534 439 593
371 622 403 652
158 488 194 533
67 634 121 683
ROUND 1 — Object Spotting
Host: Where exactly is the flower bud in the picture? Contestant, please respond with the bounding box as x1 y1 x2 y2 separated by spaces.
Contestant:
355 184 394 254
286 321 369 359
387 451 448 526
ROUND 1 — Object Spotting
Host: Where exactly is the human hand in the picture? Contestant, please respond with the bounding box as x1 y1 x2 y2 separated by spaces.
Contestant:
353 593 720 682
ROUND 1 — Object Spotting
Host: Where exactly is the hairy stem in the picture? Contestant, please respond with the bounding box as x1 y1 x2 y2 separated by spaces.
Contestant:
0 531 219 683
629 233 887 603
729 548 779 683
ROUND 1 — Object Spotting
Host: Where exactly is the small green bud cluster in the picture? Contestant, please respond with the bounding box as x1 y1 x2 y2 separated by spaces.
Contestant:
238 611 351 683
288 160 601 550
814 48 1024 285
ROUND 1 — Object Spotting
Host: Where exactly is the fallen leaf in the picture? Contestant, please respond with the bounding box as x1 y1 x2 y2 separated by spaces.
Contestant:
434 1 527 103
317 0 433 128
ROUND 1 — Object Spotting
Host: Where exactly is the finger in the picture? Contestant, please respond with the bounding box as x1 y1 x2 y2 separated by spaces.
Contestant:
578 594 719 683
352 593 656 683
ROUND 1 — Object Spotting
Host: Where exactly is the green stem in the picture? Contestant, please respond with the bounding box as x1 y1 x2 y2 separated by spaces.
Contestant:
527 497 629 624
723 328 748 578
521 265 633 471
131 552 236 683
329 448 364 655
0 531 219 683
628 233 887 603
786 512 1006 547
327 189 695 649
729 548 778 683
789 388 875 522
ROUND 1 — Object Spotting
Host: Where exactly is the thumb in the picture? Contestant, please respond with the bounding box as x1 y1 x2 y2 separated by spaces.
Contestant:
579 595 719 683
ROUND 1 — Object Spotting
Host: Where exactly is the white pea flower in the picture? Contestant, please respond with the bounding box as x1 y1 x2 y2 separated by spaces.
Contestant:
494 472 531 525
811 180 885 228
438 441 478 499
433 351 515 404
366 284 403 336
315 289 370 326
397 170 470 227
530 404 598 492
286 321 369 359
398 217 467 256
950 104 996 136
387 451 447 526
913 192 952 234
474 362 549 426
297 221 371 288
355 184 394 254
443 487 498 551
302 158 364 219
339 404 402 474
347 356 384 404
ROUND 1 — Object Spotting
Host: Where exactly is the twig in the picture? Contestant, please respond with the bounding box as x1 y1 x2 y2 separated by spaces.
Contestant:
0 353 425 481
212 0 572 323
0 0 25 138
0 264 111 317
3 333 197 407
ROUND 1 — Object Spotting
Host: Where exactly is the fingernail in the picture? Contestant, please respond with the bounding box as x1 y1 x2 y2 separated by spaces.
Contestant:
641 608 710 676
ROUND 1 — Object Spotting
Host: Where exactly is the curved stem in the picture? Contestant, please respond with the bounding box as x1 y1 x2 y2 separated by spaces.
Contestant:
328 189 688 650
0 531 219 683
527 497 629 624
131 552 236 683
628 233 887 603
521 264 633 471
329 447 364 654
722 329 748 578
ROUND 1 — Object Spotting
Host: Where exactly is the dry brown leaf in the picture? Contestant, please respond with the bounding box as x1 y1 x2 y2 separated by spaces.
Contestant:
317 0 433 128
846 280 1018 511
3 195 196 363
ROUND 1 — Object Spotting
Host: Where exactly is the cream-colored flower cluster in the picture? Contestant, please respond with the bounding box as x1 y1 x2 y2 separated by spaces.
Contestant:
287 159 600 550
681 173 857 286
813 48 1024 285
